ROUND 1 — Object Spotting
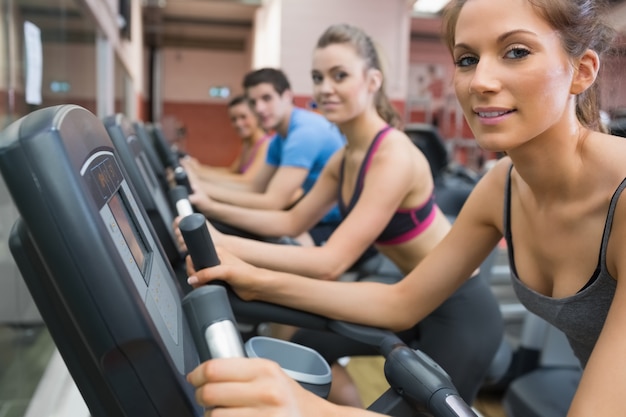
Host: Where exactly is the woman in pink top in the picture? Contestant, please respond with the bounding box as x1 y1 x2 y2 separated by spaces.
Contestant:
185 95 272 185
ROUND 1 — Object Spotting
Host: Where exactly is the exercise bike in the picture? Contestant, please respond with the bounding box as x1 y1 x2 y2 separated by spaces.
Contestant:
0 104 478 417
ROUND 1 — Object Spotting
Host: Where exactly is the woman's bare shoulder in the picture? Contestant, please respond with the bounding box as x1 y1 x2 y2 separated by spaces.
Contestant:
458 157 512 227
485 156 513 178
385 128 434 170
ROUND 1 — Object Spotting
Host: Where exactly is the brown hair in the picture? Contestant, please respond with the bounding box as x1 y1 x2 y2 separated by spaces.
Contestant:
442 0 616 132
316 23 402 128
228 95 250 108
243 68 291 95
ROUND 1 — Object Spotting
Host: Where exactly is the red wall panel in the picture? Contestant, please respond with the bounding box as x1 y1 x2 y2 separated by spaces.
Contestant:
162 101 240 167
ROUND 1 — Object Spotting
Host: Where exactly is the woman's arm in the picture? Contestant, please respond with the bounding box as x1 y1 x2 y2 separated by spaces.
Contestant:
192 139 270 186
184 155 240 177
181 152 343 241
181 157 265 193
566 195 626 417
194 165 309 210
182 154 344 278
189 161 507 330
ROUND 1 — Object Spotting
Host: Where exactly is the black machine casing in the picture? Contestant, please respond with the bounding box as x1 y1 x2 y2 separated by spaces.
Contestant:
0 105 479 417
133 120 169 191
0 105 202 417
103 114 183 267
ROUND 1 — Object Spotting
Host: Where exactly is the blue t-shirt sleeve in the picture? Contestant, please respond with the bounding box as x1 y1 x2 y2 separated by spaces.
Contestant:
265 135 282 166
279 126 325 169
265 127 327 169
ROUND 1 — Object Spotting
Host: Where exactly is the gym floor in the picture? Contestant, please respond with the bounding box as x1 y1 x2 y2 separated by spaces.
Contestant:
0 325 54 417
346 355 506 416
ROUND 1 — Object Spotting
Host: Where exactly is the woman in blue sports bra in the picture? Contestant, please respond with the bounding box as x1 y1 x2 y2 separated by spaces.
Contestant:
180 23 503 407
186 1 626 416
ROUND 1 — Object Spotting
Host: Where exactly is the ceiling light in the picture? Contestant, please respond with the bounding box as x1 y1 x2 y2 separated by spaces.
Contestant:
413 0 450 14
142 0 166 7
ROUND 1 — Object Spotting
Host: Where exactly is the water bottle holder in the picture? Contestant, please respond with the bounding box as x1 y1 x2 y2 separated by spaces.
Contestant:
244 336 332 399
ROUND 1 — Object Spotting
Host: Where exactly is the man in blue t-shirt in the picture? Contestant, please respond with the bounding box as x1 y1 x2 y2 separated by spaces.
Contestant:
185 68 344 245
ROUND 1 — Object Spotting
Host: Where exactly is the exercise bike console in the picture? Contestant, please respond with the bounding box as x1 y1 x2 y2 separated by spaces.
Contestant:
0 105 202 416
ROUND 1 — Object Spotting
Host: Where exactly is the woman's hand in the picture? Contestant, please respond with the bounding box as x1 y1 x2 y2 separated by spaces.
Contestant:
188 190 215 215
181 161 213 212
186 247 263 301
173 217 224 253
181 156 201 172
187 357 329 417
172 215 188 252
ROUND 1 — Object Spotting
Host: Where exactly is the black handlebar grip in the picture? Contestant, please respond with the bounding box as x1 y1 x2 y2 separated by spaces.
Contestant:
178 213 220 270
385 347 477 417
169 183 189 202
174 166 193 195
182 285 245 361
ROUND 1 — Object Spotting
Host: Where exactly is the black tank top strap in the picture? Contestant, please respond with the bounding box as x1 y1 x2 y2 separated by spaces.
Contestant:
503 163 519 278
338 125 392 215
337 158 348 215
503 163 514 246
598 177 626 274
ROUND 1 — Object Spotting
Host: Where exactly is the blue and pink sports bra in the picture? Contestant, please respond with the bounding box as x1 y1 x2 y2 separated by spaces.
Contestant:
337 126 438 246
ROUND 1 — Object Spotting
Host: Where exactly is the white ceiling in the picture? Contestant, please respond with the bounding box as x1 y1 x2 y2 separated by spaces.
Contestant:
143 0 260 49
16 0 626 50
145 0 626 50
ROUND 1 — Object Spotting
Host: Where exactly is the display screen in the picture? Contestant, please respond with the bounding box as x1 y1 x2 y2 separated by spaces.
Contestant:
108 192 148 275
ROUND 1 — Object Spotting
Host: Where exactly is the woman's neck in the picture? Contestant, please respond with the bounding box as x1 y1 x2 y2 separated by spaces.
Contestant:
508 124 594 201
339 109 388 152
